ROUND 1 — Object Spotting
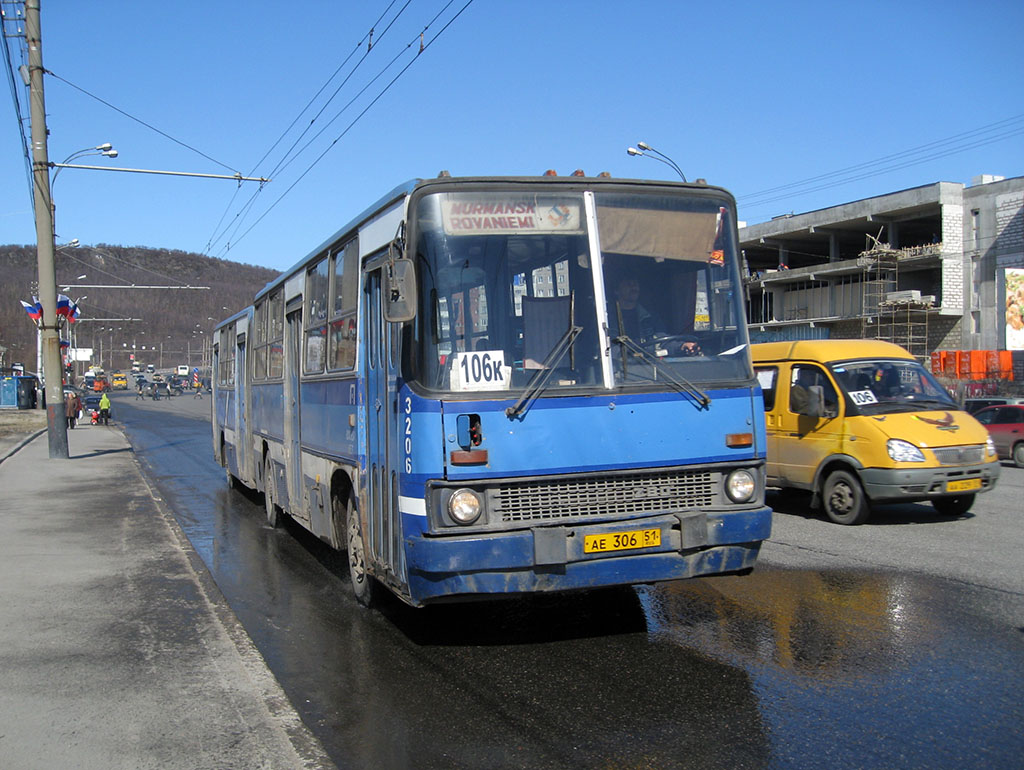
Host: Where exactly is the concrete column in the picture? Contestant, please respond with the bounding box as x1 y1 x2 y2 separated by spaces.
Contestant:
829 232 840 262
888 222 900 249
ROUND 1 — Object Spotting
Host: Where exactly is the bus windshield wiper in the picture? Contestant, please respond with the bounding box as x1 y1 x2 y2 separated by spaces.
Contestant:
506 325 582 419
611 333 710 408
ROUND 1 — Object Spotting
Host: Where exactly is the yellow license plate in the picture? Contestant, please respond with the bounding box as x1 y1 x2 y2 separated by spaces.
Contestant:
946 478 982 492
584 528 661 554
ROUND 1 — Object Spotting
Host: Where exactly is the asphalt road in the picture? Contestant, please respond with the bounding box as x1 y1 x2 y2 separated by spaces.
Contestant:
111 390 1024 770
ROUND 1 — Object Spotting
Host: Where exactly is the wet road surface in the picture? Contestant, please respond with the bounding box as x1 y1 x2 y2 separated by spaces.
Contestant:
112 391 1024 769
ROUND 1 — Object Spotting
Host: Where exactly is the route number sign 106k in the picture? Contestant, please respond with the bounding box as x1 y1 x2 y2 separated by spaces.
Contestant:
451 350 510 391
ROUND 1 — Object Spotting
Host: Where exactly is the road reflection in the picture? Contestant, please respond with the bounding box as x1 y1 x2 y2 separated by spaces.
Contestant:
645 570 900 675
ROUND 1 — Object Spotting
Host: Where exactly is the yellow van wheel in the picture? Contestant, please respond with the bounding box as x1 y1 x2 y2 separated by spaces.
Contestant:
822 469 870 525
932 494 974 517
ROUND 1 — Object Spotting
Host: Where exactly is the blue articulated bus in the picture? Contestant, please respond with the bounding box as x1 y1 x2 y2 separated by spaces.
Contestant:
214 174 772 607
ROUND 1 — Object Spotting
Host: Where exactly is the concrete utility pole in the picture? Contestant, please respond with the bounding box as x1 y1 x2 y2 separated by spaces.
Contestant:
26 0 68 459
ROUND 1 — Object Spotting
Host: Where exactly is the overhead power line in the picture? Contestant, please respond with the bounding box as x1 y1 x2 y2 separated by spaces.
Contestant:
204 0 413 255
212 0 476 258
44 68 240 173
738 113 1024 210
1 0 34 209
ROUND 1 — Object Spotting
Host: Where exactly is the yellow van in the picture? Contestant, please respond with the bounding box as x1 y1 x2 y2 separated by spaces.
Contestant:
751 340 1000 524
110 372 129 390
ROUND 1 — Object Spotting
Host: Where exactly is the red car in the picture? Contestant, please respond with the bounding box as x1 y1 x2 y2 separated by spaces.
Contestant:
973 404 1024 467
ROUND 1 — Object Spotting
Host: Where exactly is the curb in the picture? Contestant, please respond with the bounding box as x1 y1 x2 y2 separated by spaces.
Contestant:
0 428 46 466
122 428 336 769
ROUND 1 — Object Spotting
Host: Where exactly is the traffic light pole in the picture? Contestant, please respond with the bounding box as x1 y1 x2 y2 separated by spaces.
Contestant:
26 0 69 459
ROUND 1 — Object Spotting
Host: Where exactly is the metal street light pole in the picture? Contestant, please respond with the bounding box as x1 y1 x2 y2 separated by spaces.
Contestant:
626 142 687 182
25 0 67 458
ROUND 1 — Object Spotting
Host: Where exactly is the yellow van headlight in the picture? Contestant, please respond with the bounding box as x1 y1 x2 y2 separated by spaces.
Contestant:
887 439 925 463
986 437 996 457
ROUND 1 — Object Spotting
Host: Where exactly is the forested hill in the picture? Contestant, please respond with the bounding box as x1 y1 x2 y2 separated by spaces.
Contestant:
0 243 279 372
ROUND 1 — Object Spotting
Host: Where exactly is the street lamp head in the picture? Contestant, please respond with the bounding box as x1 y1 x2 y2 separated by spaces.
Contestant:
67 239 80 248
95 143 113 152
637 141 652 151
626 147 643 157
102 149 118 158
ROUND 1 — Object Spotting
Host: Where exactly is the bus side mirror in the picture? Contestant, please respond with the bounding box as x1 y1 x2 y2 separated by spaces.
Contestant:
384 258 417 322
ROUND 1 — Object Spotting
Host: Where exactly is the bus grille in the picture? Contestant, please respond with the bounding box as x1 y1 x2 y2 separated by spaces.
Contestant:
491 470 715 523
932 446 984 465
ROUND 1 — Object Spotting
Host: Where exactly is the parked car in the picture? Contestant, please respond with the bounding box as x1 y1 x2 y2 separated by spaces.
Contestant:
972 404 1024 467
963 396 1024 415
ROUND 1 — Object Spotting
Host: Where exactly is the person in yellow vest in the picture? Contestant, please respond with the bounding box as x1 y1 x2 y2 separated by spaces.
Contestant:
98 392 111 425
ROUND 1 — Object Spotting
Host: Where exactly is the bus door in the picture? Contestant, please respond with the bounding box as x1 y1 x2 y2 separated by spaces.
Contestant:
364 267 406 591
284 305 306 522
235 334 249 484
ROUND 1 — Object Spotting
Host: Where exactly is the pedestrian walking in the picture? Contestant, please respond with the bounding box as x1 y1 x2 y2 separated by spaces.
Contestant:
64 390 82 429
99 392 111 425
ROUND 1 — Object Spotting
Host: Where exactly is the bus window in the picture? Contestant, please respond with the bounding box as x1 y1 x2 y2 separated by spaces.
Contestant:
329 240 358 370
253 300 267 380
304 257 329 374
413 191 600 392
267 290 284 379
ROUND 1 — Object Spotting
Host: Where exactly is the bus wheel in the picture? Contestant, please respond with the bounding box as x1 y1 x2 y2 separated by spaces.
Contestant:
264 456 281 528
345 498 377 607
932 493 975 517
822 469 870 525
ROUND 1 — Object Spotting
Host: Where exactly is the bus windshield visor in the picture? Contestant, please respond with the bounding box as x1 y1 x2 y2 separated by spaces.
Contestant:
412 189 751 395
830 359 957 414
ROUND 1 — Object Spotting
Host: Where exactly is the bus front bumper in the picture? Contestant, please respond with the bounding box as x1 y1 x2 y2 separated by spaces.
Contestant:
403 507 771 605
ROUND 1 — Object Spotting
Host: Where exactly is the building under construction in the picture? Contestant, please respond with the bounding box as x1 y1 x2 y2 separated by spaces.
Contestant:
740 174 1024 361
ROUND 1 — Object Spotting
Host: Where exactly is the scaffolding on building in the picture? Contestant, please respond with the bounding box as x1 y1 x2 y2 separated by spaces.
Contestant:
859 240 931 358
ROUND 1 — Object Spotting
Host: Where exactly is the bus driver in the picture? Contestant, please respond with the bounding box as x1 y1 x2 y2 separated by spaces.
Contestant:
609 275 701 356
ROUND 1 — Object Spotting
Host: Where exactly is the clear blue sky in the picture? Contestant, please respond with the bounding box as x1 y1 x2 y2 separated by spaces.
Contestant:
3 0 1023 273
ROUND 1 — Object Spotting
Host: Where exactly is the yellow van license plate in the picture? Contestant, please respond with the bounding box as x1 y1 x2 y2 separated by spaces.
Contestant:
946 478 982 492
584 529 661 554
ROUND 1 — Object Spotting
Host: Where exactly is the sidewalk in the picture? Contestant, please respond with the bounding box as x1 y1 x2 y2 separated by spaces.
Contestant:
0 419 333 769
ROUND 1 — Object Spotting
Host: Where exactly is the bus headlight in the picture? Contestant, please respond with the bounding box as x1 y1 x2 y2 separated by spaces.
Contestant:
887 439 925 463
725 469 756 503
448 488 482 525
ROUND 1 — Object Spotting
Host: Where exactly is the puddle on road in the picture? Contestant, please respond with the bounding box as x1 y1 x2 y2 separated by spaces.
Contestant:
641 568 1024 768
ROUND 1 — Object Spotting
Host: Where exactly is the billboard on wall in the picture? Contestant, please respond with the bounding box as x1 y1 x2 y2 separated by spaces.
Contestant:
1006 268 1024 351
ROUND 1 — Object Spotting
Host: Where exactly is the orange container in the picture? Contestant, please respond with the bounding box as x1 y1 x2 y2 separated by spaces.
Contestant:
942 350 956 376
956 350 970 379
930 351 942 374
986 350 1001 378
969 350 986 380
999 350 1014 380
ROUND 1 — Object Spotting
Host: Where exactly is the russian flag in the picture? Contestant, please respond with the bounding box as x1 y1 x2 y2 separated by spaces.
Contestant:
20 298 43 321
56 294 72 319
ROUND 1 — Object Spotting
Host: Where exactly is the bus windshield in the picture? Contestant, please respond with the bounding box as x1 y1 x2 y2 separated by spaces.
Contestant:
829 358 957 414
412 187 751 395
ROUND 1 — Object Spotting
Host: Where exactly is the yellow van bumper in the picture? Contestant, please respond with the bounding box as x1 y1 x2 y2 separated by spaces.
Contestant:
859 460 1000 503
